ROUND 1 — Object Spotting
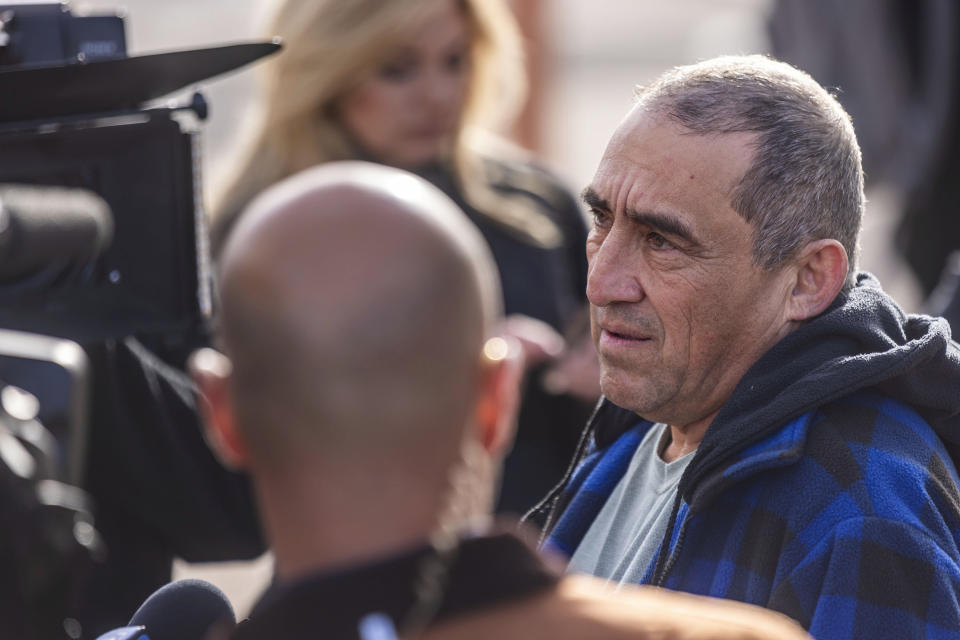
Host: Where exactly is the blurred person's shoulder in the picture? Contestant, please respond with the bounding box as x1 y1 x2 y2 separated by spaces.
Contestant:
469 131 583 224
425 573 809 640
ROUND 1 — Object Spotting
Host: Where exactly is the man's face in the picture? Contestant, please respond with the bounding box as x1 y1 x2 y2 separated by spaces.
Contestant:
584 110 797 429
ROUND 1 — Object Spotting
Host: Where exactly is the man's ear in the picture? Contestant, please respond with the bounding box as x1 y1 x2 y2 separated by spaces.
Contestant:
473 337 524 458
189 348 250 470
786 239 849 322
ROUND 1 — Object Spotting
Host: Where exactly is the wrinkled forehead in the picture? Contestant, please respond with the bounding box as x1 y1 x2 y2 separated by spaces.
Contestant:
589 109 756 215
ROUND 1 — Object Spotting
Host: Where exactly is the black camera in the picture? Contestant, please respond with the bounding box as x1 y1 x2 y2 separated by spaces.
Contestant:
0 5 279 636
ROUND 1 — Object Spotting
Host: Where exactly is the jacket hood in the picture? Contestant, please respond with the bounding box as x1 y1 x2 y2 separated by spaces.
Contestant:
592 273 960 503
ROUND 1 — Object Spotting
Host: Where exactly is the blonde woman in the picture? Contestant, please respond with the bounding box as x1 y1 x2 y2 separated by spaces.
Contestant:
211 0 597 513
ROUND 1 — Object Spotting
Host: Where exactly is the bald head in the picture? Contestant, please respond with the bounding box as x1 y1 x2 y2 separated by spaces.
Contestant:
217 162 501 464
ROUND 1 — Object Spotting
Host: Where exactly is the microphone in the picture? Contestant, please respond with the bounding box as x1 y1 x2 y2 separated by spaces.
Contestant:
0 184 113 283
129 579 236 640
95 579 236 640
94 628 148 640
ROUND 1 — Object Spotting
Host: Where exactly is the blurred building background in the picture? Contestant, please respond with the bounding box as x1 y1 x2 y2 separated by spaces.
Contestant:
62 0 946 615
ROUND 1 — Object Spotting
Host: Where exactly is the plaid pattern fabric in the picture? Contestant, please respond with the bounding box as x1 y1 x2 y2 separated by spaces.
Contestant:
547 390 960 639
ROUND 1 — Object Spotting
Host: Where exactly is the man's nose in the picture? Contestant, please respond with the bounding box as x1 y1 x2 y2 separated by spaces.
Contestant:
586 229 645 307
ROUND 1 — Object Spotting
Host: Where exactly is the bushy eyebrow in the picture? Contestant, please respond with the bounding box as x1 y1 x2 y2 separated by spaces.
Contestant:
581 187 608 212
581 187 700 246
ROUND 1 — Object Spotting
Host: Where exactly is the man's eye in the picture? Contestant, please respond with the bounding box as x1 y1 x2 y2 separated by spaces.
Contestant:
590 209 610 227
646 232 672 250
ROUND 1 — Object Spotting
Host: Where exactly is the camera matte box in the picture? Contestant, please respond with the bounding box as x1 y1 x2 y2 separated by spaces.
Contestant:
0 112 203 341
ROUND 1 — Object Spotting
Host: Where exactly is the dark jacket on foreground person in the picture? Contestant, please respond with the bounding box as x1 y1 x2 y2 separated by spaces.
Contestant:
535 273 960 639
228 530 807 640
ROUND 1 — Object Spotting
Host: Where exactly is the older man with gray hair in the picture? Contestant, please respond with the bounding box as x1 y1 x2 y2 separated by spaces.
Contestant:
534 54 960 639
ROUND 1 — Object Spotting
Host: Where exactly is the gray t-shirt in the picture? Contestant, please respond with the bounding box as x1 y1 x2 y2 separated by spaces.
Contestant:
567 423 693 587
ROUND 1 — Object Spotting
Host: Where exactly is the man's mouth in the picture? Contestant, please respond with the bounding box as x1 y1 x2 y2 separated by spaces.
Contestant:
599 320 652 340
599 327 652 346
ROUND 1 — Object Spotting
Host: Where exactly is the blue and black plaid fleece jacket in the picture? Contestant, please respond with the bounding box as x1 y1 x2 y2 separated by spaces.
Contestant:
535 275 960 639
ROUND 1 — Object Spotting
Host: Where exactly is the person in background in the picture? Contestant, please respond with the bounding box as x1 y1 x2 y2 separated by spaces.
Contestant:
209 0 599 514
192 160 808 639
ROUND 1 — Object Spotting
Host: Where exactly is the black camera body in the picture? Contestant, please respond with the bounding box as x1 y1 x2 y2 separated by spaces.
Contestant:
0 329 98 638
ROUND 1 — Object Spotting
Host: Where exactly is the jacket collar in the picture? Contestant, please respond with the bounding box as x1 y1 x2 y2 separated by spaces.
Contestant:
587 399 811 509
685 412 811 509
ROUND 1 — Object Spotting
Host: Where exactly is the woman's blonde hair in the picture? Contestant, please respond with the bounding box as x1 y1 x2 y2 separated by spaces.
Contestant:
210 0 561 253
